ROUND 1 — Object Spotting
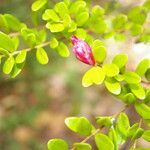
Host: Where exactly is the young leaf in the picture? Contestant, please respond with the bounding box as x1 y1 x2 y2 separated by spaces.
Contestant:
108 128 118 150
112 54 128 69
145 68 150 81
65 117 92 136
136 59 150 76
50 38 59 49
4 14 22 31
0 31 15 52
3 56 15 74
116 113 130 138
36 48 49 65
103 64 119 77
95 133 114 150
130 24 143 36
42 9 60 22
15 50 27 64
73 143 92 150
46 23 64 33
96 116 113 127
47 139 68 150
56 42 70 57
123 93 136 104
92 40 107 63
82 67 105 87
124 71 141 84
76 12 89 26
134 103 150 119
129 84 146 100
142 130 150 142
31 0 47 11
104 78 121 95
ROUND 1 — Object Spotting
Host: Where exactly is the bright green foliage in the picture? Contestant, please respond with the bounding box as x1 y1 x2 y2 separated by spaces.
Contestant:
145 68 150 81
73 143 92 150
130 24 143 36
47 139 68 150
123 71 141 84
142 130 150 142
92 5 105 16
46 23 64 33
56 42 70 57
144 0 150 11
122 93 136 104
114 33 126 42
96 116 113 127
15 50 27 64
135 103 150 119
136 59 150 76
112 54 128 69
42 9 60 22
116 113 130 138
128 6 147 25
76 12 89 26
50 38 59 49
103 64 119 77
108 128 118 150
112 14 128 30
75 28 87 40
36 48 49 64
31 0 47 11
95 133 114 150
104 78 121 95
82 67 105 87
65 117 92 136
0 32 15 52
92 40 106 63
129 84 145 100
4 14 23 31
3 56 15 74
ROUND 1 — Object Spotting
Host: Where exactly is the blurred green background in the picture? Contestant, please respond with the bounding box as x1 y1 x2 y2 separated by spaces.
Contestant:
0 0 149 150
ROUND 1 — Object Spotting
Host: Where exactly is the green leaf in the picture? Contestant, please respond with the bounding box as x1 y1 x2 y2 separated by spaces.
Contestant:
136 59 150 76
123 93 136 104
31 0 47 11
92 5 105 16
3 56 15 74
124 71 141 84
0 14 9 33
0 31 15 52
130 24 143 36
68 21 77 32
75 28 87 40
108 128 118 150
76 11 89 26
135 103 150 119
92 40 107 63
82 67 105 87
50 38 58 49
15 50 27 64
145 68 150 81
128 124 144 140
36 48 49 64
144 0 150 11
95 133 114 150
73 143 92 150
42 9 60 22
46 23 64 33
112 54 128 69
112 14 127 30
144 89 150 103
47 139 68 150
104 78 121 95
63 14 72 27
4 14 22 31
103 64 119 77
129 84 146 100
96 116 113 127
128 6 147 24
56 42 70 57
12 37 19 51
65 117 92 136
142 130 150 142
116 113 130 138
10 62 24 78
54 2 69 18
0 48 10 56
114 33 126 42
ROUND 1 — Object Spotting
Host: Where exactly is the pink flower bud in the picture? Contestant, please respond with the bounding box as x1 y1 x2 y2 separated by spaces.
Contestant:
70 35 95 65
